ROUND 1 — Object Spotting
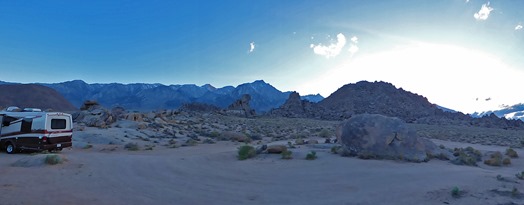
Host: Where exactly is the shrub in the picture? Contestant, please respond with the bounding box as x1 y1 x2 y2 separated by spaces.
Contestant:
451 147 480 166
83 144 93 149
238 145 256 160
306 151 317 160
451 186 461 198
45 154 63 165
484 151 507 166
124 142 140 151
516 171 524 180
318 129 332 138
506 148 519 158
281 150 293 160
331 146 341 154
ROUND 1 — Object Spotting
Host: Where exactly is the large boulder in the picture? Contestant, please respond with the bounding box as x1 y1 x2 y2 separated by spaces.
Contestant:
336 114 439 162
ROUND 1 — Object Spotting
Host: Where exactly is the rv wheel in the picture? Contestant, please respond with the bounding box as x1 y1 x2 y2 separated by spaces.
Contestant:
5 143 15 154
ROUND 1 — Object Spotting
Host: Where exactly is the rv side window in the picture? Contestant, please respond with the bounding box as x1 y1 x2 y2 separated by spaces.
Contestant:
21 118 33 133
51 119 67 129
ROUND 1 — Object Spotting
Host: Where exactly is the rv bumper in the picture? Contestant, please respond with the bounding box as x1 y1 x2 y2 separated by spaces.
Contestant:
42 142 72 150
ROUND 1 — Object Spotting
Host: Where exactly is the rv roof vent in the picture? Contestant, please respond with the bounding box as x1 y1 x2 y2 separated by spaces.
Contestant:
23 108 42 112
6 106 21 112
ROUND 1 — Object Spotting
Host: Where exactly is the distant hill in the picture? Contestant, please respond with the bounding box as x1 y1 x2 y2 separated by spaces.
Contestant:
269 81 524 129
0 84 77 111
37 80 313 113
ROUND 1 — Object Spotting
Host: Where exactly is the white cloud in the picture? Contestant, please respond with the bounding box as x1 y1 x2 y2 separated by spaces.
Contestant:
465 0 469 3
349 36 359 56
351 36 358 44
474 2 493 21
249 42 255 53
310 33 347 58
516 24 523 30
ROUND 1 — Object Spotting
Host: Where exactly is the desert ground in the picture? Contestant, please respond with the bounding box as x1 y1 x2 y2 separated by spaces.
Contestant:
1 115 524 205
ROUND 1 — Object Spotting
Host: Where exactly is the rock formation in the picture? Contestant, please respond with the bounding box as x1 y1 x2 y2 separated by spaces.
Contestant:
269 92 319 118
336 114 444 162
73 101 116 128
226 94 256 117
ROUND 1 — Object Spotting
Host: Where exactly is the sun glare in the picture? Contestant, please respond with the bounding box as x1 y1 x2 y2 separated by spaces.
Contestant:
300 43 524 113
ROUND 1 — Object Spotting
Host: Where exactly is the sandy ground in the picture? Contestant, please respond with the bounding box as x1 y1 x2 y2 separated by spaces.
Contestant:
1 137 524 205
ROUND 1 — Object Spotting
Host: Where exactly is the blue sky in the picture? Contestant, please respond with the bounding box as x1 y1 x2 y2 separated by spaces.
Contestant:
1 0 523 113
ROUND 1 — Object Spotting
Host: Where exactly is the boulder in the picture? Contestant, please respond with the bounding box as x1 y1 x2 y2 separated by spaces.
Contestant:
336 114 439 162
124 113 144 122
80 100 100 111
267 145 287 154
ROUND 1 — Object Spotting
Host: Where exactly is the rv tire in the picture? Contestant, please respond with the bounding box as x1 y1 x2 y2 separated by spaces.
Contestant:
5 142 15 154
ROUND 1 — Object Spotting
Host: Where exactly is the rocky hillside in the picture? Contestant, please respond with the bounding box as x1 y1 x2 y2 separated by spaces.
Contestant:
270 81 524 130
0 84 77 111
38 80 313 113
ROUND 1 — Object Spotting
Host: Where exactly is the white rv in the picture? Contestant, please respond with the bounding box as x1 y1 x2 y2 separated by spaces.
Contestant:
0 107 73 154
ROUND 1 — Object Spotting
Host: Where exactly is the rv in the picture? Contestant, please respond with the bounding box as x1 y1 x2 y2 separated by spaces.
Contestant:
0 107 73 154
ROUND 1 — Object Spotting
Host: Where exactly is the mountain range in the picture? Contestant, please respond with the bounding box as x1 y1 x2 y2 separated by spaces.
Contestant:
471 104 524 121
0 80 324 113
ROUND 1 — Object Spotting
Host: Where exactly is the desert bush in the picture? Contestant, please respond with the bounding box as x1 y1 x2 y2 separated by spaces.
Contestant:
484 151 509 166
45 154 63 165
318 129 332 138
208 131 220 138
331 146 341 154
124 142 140 151
451 186 461 198
506 148 519 158
203 138 215 144
516 171 524 180
306 151 317 160
238 145 256 160
83 144 93 149
183 139 198 146
281 150 293 160
451 147 481 166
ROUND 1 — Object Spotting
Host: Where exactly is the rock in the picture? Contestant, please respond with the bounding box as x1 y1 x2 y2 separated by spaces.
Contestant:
226 94 256 117
111 106 126 120
73 106 115 128
324 138 331 144
336 114 440 162
124 113 144 122
256 144 268 154
80 100 100 111
269 91 319 118
267 145 287 154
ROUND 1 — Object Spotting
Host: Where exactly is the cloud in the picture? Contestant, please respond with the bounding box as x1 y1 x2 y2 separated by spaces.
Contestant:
349 36 359 56
310 33 347 58
516 24 523 30
473 2 493 21
249 42 255 53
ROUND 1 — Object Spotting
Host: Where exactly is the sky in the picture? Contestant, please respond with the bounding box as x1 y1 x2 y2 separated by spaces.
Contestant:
1 0 523 114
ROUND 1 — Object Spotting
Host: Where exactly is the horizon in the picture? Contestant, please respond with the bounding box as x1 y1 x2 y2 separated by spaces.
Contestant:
1 0 524 114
